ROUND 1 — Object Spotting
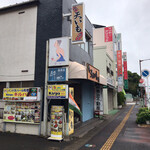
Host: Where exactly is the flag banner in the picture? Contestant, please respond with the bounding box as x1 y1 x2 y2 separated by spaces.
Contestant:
69 93 82 116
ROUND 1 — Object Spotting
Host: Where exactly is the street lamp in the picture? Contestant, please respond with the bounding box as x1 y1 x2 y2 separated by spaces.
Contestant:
139 59 150 76
139 59 150 108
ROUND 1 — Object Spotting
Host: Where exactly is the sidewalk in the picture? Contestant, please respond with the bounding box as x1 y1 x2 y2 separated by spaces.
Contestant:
0 106 129 150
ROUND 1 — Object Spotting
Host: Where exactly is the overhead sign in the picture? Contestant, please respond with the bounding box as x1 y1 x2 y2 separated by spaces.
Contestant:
142 70 150 78
104 27 113 42
47 85 68 99
3 88 41 101
72 3 85 44
48 67 68 82
49 37 69 67
87 64 99 83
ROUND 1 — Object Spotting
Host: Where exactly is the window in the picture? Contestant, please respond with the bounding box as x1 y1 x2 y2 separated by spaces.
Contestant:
78 32 91 53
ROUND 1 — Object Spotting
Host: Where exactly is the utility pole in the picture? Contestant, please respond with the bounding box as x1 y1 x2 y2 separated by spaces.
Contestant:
139 59 150 108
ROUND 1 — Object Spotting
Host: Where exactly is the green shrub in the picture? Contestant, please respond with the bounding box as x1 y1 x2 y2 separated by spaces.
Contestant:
136 107 150 124
117 92 126 106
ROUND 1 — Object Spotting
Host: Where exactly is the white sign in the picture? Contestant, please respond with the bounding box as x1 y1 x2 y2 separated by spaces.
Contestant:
49 37 69 67
139 83 145 87
118 76 123 86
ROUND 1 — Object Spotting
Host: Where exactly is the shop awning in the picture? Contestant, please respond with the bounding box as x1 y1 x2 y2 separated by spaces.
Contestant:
69 61 107 85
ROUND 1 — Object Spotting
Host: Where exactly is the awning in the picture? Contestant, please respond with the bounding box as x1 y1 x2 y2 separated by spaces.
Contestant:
69 61 107 85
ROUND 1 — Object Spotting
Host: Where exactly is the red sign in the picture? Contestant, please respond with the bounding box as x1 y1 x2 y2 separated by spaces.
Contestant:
117 50 122 76
104 27 113 42
123 61 128 79
139 78 144 83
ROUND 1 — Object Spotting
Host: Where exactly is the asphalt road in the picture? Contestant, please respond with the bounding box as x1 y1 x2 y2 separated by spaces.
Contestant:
79 104 150 150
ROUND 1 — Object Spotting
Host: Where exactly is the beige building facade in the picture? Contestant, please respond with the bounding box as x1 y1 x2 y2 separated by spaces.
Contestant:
93 25 118 114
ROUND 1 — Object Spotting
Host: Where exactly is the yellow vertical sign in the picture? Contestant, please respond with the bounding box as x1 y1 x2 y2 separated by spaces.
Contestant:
72 3 85 44
69 109 74 135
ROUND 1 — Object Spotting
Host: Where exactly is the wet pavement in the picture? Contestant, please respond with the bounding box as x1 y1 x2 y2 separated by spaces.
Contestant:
79 104 150 150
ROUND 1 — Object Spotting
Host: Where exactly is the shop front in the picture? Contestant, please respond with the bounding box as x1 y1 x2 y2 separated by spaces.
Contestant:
2 87 42 135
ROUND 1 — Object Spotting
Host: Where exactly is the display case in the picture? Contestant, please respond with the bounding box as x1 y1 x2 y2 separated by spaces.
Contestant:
2 87 42 135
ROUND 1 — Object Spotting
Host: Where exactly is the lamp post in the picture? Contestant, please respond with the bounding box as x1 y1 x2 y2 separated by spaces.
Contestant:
139 59 150 108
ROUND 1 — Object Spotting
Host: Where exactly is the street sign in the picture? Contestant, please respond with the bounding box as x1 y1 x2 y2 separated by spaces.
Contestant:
142 70 150 78
139 78 144 83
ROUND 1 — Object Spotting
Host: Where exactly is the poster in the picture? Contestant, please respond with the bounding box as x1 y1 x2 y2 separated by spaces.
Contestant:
69 109 74 135
72 3 85 44
49 106 64 140
3 88 41 101
49 37 69 67
3 102 40 123
3 102 16 122
69 87 74 99
47 85 68 99
48 67 68 82
104 27 113 42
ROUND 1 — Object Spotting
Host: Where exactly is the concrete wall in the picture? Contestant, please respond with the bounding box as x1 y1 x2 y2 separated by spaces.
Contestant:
93 46 107 77
93 27 114 61
34 0 63 87
81 81 94 122
0 6 37 82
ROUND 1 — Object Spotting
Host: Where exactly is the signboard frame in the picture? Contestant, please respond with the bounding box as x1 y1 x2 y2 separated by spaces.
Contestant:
47 84 68 99
48 67 68 82
49 37 69 67
87 64 100 83
104 27 113 42
72 3 85 44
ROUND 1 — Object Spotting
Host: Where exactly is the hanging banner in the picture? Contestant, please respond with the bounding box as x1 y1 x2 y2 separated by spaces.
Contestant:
72 3 85 44
3 88 41 101
87 64 99 83
69 109 74 135
49 37 69 67
47 85 68 99
123 52 128 80
117 50 122 77
49 106 64 140
123 61 128 80
48 67 68 82
104 27 113 42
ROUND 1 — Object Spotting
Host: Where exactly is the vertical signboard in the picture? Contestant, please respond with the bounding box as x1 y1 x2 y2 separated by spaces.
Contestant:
117 50 122 77
116 33 122 50
123 52 128 89
69 109 74 135
123 52 128 80
49 106 64 140
49 37 69 67
72 3 85 44
104 27 113 42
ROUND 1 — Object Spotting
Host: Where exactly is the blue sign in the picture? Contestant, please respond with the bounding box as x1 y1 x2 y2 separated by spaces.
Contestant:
142 70 150 78
48 67 68 82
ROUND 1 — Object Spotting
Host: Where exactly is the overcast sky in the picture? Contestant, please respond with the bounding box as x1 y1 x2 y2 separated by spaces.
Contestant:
0 0 150 75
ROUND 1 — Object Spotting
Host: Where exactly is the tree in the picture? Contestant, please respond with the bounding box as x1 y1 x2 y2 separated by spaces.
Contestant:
125 71 142 97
